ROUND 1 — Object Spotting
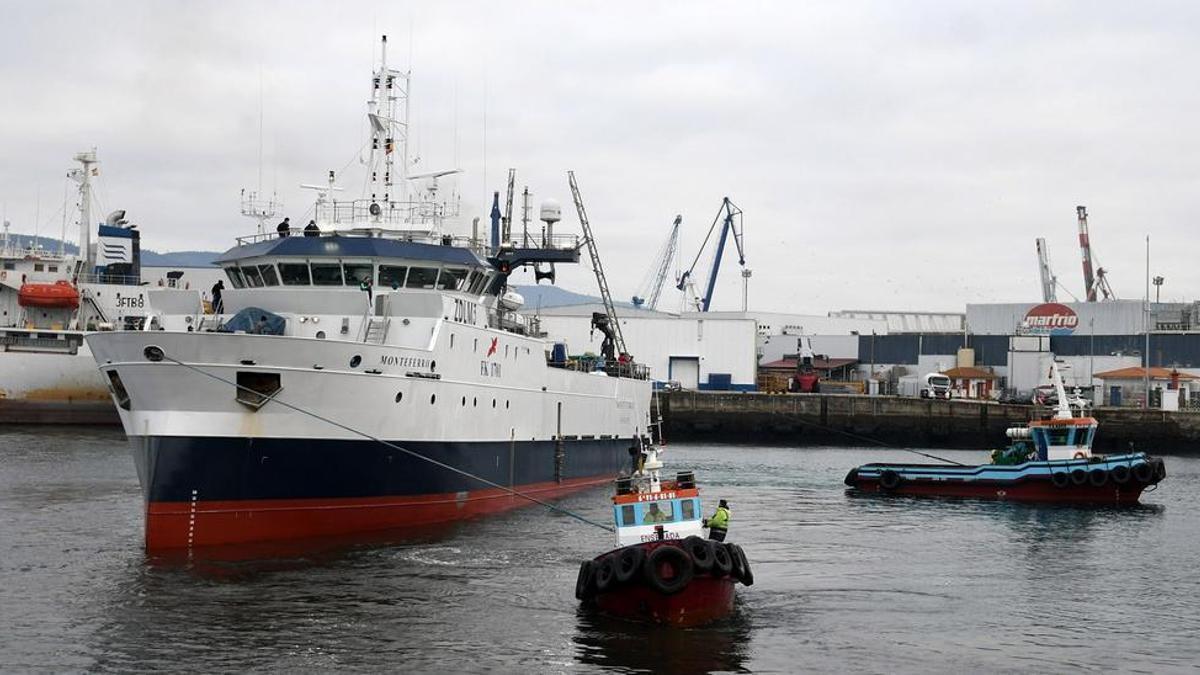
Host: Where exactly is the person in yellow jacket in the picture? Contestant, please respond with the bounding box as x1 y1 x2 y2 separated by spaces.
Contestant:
703 499 730 542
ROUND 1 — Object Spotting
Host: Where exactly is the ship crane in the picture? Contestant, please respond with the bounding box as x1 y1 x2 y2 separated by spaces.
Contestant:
1077 205 1117 301
631 215 681 310
568 171 628 359
676 197 748 312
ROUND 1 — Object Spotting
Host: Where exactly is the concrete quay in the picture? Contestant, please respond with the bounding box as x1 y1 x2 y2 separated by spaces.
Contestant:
659 391 1200 454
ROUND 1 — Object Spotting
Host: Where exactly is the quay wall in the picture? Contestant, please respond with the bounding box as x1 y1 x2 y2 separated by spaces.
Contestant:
659 391 1200 454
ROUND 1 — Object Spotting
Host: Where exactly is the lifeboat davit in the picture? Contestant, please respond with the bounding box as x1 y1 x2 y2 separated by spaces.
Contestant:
18 280 80 309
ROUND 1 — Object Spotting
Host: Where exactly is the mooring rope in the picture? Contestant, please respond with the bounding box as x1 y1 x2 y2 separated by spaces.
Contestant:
160 353 616 533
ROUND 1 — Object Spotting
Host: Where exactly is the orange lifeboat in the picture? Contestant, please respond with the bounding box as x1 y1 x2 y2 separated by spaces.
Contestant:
18 280 80 309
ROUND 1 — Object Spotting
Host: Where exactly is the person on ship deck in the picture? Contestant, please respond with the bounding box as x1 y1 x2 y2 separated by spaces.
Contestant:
704 499 730 542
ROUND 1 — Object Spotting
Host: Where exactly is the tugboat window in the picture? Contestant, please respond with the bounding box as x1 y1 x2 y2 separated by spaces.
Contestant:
343 264 374 286
279 263 311 285
311 263 343 286
225 267 245 288
405 267 439 289
680 499 696 520
258 264 280 286
620 505 635 526
379 265 408 288
235 371 282 410
241 265 264 288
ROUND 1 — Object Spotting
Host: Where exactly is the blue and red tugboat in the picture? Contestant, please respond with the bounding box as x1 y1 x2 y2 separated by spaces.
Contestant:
575 442 753 627
845 362 1167 505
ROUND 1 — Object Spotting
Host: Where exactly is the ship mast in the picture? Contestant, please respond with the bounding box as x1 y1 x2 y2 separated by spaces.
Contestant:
68 150 98 272
366 34 411 218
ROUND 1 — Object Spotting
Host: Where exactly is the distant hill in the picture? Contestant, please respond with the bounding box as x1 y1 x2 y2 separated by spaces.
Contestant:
5 233 220 267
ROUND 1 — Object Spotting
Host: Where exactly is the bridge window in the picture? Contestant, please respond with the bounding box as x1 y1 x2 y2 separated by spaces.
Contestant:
311 263 343 286
379 265 407 289
438 268 469 291
225 267 246 289
405 267 439 289
641 501 674 525
258 264 280 287
680 499 697 520
620 505 635 526
241 265 264 288
343 264 374 286
279 263 311 285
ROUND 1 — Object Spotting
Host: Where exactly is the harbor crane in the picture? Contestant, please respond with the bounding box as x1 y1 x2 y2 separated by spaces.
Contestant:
568 171 628 359
1035 237 1057 303
1076 205 1116 301
676 197 748 312
631 215 682 310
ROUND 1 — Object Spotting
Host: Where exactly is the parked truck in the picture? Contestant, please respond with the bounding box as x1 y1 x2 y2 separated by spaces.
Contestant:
919 372 952 400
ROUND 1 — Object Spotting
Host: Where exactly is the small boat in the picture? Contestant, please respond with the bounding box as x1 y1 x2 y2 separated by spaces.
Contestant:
575 441 753 627
17 280 80 309
845 361 1167 505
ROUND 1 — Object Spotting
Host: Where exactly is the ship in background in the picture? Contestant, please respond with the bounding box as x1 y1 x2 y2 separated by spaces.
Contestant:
86 35 653 552
0 151 202 423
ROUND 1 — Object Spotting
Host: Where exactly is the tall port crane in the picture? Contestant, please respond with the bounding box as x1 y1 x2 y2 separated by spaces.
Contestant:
631 215 682 310
1077 205 1116 301
568 171 627 359
1036 237 1057 303
676 197 748 312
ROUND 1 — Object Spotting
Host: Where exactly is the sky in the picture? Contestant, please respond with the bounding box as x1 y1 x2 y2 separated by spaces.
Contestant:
2 1 1199 313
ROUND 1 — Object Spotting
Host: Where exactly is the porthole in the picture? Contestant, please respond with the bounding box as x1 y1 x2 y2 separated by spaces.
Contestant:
395 392 403 403
492 399 496 408
506 400 510 409
316 331 326 339
461 396 467 406
430 360 437 372
473 397 477 407
430 394 436 405
350 355 362 368
474 338 478 352
450 334 455 348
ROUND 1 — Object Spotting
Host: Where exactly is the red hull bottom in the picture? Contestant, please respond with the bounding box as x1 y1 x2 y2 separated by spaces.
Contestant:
850 479 1147 505
145 476 609 551
595 576 736 627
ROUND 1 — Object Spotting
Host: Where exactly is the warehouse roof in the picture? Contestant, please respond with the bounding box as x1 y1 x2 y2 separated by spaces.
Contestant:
1094 367 1199 381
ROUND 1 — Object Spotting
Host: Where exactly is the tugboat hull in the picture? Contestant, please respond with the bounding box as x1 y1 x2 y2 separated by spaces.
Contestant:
845 452 1166 505
596 575 736 628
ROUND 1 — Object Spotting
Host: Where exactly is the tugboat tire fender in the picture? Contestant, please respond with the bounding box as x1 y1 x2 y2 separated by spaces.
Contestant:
615 546 645 584
726 543 746 579
1069 468 1089 486
1133 462 1156 484
683 535 715 572
879 470 903 491
595 555 618 593
575 560 596 601
711 541 734 577
1050 471 1071 488
1088 468 1109 487
1153 459 1167 482
730 544 754 587
644 544 694 595
1110 464 1132 485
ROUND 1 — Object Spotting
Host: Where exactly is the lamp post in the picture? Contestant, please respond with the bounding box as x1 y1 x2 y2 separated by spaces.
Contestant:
1153 276 1164 303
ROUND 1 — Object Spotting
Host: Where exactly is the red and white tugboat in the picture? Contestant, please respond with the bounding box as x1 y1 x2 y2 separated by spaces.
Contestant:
575 440 753 627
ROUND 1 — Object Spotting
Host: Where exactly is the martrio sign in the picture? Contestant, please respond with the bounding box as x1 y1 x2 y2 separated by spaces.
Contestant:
1021 303 1079 335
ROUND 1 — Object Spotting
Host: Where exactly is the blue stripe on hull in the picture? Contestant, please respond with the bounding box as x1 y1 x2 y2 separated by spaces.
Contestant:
130 436 634 503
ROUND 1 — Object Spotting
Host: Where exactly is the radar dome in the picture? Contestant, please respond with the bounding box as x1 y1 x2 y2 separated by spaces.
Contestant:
540 199 562 225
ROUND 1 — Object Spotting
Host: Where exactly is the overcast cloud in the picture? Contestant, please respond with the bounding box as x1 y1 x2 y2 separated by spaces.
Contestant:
2 1 1199 313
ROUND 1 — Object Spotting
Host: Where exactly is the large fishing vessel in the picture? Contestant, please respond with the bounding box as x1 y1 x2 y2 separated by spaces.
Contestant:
86 36 654 551
0 151 202 422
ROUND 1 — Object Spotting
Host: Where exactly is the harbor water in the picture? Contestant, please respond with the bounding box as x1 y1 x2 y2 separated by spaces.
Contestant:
2 425 1198 673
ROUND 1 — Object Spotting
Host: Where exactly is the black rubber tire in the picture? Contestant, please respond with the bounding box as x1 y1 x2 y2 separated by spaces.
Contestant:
726 543 746 580
683 536 715 572
1110 464 1132 485
643 545 694 595
1070 468 1089 486
730 544 754 587
1051 471 1071 488
1154 459 1167 483
1133 462 1155 484
711 542 733 577
879 469 902 491
1088 468 1109 487
615 546 645 584
594 555 617 593
575 560 596 601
